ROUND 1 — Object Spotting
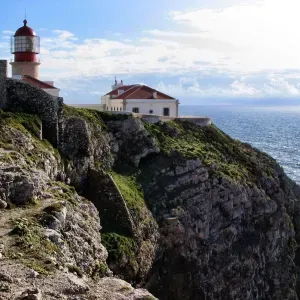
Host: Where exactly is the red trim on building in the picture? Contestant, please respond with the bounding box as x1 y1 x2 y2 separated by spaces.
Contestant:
105 85 175 100
21 75 58 89
14 53 38 62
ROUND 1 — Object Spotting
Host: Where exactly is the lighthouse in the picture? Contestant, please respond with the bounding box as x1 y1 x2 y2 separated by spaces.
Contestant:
10 19 40 79
9 19 60 97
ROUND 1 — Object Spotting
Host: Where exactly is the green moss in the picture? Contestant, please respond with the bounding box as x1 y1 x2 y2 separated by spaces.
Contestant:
144 120 276 185
0 110 41 138
0 110 62 173
43 202 65 214
63 105 104 128
8 217 58 275
91 261 108 278
109 172 145 219
102 232 136 263
49 181 77 204
62 105 133 129
66 264 84 278
21 258 55 275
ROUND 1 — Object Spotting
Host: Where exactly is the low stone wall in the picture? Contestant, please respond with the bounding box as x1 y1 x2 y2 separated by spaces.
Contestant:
70 104 104 111
134 113 212 127
0 60 7 108
178 116 212 127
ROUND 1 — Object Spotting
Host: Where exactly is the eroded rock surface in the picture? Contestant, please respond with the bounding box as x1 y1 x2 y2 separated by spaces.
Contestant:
1 102 300 300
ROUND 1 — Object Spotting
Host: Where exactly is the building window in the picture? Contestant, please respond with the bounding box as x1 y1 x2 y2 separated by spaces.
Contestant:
149 109 153 114
132 107 139 113
163 107 170 116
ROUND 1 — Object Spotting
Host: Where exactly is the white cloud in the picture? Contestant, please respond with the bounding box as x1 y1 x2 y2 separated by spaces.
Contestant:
52 30 77 41
156 75 300 98
170 0 300 72
156 77 262 97
2 30 14 35
263 76 300 95
2 0 300 100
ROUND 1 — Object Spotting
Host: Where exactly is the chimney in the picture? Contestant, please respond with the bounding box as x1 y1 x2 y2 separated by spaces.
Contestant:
153 91 157 99
0 60 7 109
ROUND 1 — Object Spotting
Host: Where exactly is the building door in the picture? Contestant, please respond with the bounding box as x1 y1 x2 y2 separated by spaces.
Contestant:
132 107 139 113
163 107 170 116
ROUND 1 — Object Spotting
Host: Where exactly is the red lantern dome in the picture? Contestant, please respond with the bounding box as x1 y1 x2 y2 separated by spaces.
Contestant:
15 20 37 37
11 20 40 62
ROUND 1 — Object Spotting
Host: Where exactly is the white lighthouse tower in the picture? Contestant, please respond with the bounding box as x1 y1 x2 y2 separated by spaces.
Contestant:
10 19 40 79
9 19 60 97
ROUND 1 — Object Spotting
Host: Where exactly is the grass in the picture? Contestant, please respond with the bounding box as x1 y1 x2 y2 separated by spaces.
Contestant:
63 105 133 128
0 110 41 138
66 264 84 278
0 110 62 171
109 171 146 219
143 120 276 185
9 217 58 275
48 181 77 204
63 105 105 128
43 202 66 214
102 232 137 263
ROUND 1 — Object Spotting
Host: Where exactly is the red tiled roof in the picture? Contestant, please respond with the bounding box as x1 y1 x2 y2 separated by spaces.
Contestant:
22 75 58 89
105 85 175 100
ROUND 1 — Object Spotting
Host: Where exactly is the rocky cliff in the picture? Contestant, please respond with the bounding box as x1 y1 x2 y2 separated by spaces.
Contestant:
0 81 300 299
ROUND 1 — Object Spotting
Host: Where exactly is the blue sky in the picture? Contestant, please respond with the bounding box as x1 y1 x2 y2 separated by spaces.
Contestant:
1 0 300 105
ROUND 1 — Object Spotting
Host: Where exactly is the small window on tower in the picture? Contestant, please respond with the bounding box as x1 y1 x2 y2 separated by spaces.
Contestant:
149 109 153 114
132 107 139 113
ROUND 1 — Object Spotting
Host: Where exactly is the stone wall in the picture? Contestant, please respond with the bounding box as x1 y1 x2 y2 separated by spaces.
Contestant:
6 78 63 146
178 116 212 127
0 60 7 109
134 113 212 127
84 169 135 236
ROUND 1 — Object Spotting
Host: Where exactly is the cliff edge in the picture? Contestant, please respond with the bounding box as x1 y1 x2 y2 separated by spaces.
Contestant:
0 78 300 299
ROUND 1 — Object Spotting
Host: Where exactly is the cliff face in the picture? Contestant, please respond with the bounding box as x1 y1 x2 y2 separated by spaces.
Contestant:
0 108 156 299
1 83 300 299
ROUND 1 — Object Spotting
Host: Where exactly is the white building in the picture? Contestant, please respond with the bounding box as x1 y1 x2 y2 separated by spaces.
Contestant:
101 81 179 117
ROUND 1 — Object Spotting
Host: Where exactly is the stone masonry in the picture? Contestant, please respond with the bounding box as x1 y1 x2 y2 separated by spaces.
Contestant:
0 60 7 109
0 59 63 146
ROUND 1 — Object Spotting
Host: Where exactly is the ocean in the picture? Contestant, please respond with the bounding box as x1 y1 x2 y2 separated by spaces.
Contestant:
179 105 300 184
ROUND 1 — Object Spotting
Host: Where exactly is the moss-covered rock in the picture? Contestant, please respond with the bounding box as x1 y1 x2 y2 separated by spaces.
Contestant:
1 103 300 300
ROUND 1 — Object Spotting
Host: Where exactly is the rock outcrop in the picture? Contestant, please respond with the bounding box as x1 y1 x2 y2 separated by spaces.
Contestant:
1 88 300 299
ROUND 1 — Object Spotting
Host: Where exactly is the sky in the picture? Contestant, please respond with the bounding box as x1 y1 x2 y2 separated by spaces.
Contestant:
1 0 300 105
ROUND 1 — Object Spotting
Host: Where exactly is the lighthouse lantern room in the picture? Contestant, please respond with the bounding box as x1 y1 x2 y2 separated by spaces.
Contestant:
10 20 41 79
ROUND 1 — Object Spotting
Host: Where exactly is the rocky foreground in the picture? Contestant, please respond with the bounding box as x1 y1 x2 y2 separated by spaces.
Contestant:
0 93 300 299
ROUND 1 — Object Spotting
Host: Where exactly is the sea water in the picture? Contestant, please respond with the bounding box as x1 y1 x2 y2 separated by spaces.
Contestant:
179 105 300 184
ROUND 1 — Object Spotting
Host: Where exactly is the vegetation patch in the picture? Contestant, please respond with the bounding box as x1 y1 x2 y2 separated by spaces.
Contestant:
0 110 41 138
144 120 276 185
110 171 145 219
63 105 105 128
62 105 133 130
102 232 137 264
48 181 77 204
91 261 108 278
0 110 61 171
66 264 84 278
43 202 65 214
9 217 58 275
